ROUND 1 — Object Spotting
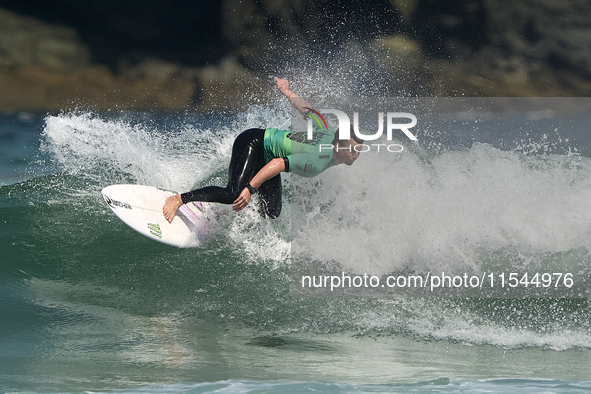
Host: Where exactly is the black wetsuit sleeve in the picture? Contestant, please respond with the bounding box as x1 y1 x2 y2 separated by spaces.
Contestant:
180 192 192 204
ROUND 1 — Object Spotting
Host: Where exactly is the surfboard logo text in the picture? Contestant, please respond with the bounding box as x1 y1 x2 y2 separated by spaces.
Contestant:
103 195 132 210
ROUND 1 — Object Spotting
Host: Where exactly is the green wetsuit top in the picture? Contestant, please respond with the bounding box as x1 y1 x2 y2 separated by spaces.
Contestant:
264 124 337 177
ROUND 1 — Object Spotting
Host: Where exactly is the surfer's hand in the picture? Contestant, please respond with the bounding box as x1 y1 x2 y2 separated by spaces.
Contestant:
232 188 251 212
163 194 183 223
276 77 289 92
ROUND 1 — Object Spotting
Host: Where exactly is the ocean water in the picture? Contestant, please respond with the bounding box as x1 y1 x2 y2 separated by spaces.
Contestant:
1 100 591 393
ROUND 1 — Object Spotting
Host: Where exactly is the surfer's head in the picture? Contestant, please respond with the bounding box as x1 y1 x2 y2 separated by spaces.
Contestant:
333 125 363 166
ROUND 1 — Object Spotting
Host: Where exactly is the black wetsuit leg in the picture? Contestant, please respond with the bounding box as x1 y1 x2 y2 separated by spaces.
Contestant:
180 128 283 218
257 173 282 219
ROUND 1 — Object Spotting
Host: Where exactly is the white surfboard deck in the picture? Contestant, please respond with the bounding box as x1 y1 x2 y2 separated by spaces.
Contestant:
101 184 211 247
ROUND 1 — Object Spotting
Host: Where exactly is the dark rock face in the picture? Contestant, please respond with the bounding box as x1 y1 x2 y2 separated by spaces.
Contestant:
412 0 488 58
413 0 591 80
484 0 591 78
0 0 229 67
0 8 91 72
0 0 590 111
221 0 402 72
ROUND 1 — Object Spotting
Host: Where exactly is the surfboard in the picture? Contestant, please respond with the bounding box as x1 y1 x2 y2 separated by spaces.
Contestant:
101 184 211 247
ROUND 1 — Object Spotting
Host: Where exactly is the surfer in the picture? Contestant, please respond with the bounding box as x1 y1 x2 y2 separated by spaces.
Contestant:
162 77 363 222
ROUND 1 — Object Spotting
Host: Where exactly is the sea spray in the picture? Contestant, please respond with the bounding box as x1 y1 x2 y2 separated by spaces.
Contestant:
29 101 591 351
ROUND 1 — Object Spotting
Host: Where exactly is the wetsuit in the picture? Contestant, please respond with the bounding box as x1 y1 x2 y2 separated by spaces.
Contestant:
180 125 337 218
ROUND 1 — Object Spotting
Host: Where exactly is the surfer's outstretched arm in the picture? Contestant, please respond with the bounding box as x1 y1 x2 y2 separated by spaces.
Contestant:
276 77 314 115
232 157 286 212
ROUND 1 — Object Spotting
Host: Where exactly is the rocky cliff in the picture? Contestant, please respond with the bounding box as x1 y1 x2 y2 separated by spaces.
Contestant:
0 0 590 113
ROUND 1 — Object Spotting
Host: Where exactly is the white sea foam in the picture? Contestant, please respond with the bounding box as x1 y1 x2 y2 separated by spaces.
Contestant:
26 107 591 355
41 105 591 274
292 141 591 276
42 112 231 190
41 108 292 261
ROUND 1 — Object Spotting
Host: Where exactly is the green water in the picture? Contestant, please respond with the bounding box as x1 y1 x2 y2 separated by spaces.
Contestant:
1 110 591 393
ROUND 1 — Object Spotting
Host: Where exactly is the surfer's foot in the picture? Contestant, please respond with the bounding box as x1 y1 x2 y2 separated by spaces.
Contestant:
163 194 183 223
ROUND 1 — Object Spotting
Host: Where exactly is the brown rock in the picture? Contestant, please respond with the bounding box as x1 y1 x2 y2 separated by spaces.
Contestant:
193 56 270 111
0 8 91 72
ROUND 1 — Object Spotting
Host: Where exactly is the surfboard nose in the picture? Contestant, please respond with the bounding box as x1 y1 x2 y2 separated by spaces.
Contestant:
101 184 211 248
